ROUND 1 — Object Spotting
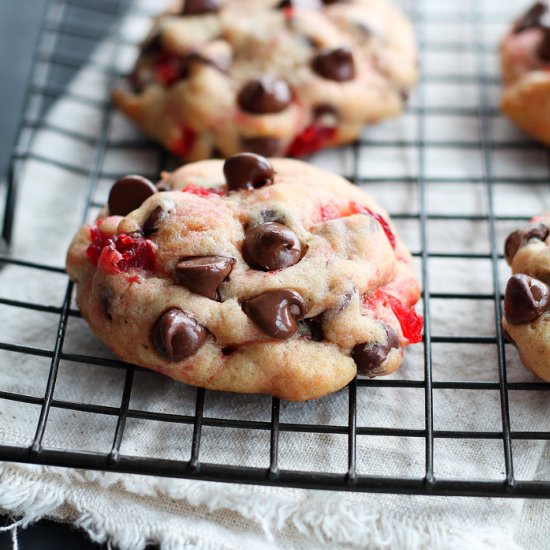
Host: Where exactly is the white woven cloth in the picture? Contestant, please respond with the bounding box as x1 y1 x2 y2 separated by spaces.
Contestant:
2 0 550 548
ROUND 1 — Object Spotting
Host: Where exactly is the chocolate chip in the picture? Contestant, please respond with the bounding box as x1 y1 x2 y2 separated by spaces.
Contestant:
352 323 400 376
143 205 168 236
244 222 302 271
182 0 219 15
152 308 207 361
525 222 549 242
223 153 275 191
504 230 523 263
514 2 547 33
505 223 549 263
260 208 285 224
241 137 282 157
237 77 292 114
504 274 550 325
175 256 235 300
108 175 157 216
352 343 389 376
383 323 400 350
242 289 306 339
298 317 324 341
99 286 113 321
311 47 355 81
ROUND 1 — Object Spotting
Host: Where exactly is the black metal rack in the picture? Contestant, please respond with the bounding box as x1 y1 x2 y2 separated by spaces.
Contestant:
1 0 550 499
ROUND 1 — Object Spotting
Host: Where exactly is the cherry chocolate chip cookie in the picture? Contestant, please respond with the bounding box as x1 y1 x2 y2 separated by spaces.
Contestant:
66 155 422 401
500 1 550 145
503 214 550 380
113 0 417 161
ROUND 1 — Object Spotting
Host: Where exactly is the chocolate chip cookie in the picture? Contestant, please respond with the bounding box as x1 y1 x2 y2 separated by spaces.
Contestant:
503 215 550 380
113 0 417 161
500 2 550 145
66 154 422 400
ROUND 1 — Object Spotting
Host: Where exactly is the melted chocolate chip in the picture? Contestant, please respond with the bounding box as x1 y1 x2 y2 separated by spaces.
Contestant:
514 2 548 33
152 308 207 361
237 77 292 114
175 256 235 300
525 222 550 242
143 205 168 236
242 289 306 339
108 175 157 216
352 324 400 376
99 286 113 321
311 47 355 81
244 222 302 271
182 0 220 15
352 343 389 376
241 137 282 157
505 230 523 263
298 317 324 341
504 274 550 325
223 153 275 191
504 223 549 263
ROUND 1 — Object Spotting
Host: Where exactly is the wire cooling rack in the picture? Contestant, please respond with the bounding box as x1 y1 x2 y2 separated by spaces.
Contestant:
1 0 550 499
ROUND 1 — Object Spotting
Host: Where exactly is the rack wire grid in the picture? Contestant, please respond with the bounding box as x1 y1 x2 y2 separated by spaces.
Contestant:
1 0 550 499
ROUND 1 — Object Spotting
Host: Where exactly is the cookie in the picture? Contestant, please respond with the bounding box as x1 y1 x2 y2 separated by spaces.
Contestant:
500 2 550 145
503 214 550 380
66 155 422 401
113 0 417 161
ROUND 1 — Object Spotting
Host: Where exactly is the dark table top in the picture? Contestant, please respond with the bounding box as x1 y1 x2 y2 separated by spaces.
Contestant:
0 516 105 549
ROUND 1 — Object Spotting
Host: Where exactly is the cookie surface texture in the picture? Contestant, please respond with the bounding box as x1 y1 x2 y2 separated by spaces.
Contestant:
113 0 417 160
500 2 550 145
503 214 550 381
66 156 422 401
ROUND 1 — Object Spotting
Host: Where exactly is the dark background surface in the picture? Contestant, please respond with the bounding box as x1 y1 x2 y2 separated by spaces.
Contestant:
0 516 104 549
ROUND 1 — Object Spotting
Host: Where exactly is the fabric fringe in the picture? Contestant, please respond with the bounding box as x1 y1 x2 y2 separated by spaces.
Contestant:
0 464 521 550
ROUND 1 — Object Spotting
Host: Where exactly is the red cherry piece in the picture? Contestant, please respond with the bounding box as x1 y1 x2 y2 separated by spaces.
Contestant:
155 53 190 86
363 290 423 344
87 227 156 274
172 127 198 157
181 184 225 197
319 202 342 222
287 124 336 157
348 202 396 249
86 224 111 265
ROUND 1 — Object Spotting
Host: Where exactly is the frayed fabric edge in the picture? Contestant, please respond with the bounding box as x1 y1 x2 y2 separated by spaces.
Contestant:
0 463 522 550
